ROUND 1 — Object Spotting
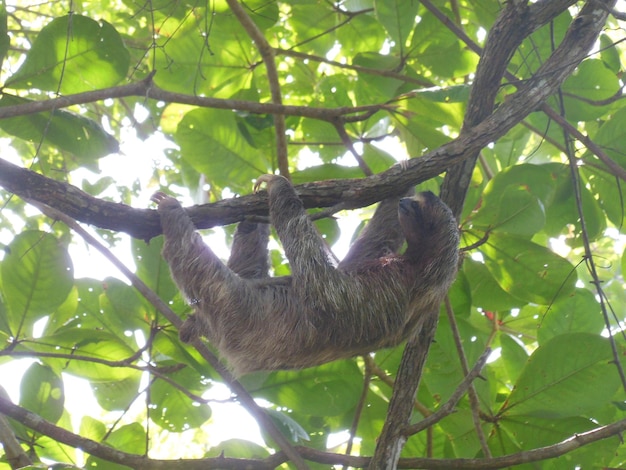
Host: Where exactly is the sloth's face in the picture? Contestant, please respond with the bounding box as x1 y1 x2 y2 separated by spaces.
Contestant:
398 192 456 249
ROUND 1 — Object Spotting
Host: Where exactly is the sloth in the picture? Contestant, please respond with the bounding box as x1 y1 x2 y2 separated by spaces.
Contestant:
151 174 459 375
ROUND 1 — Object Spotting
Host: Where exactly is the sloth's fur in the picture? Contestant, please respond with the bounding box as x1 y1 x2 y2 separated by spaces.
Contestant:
152 175 459 375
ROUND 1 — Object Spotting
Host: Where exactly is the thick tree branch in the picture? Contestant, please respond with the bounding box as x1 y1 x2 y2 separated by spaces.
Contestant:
368 310 438 469
438 0 578 217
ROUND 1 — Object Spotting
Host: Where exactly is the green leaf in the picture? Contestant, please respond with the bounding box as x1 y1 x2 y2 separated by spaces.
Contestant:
149 367 212 432
153 12 251 97
498 415 604 457
207 439 269 459
86 423 143 470
34 412 77 464
353 52 403 101
33 329 138 381
80 415 106 441
132 237 178 306
100 277 148 332
244 0 279 30
481 233 577 305
477 163 558 210
584 165 626 228
374 0 418 50
499 333 529 385
1 231 73 335
43 279 101 335
537 288 604 345
264 408 310 443
248 361 363 416
175 107 268 192
503 333 620 418
20 363 64 424
562 59 620 121
463 259 522 311
0 94 119 159
292 164 364 182
288 5 337 56
6 14 129 93
544 172 606 242
91 376 140 411
471 184 545 235
589 105 626 170
600 34 621 73
472 164 556 237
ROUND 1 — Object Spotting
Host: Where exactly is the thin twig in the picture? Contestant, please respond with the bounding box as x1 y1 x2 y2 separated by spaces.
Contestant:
332 122 373 176
404 348 491 435
556 91 626 393
345 358 372 457
443 297 491 457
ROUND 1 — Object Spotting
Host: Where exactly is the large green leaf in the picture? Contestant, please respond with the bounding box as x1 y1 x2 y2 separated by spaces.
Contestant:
91 375 141 412
472 164 556 236
353 52 404 101
374 0 418 50
264 408 310 443
1 231 73 336
247 361 363 417
502 333 620 418
100 277 149 332
544 171 606 242
175 107 268 191
20 363 64 424
0 94 119 159
150 367 212 432
562 59 621 121
481 233 577 304
589 105 626 169
537 288 604 344
471 184 545 235
6 15 129 93
498 414 618 467
153 11 252 97
464 258 522 311
32 329 138 381
132 237 178 307
86 423 145 470
207 439 269 459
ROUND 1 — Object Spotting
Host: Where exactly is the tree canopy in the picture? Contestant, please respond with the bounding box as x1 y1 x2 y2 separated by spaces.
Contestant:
1 1 626 469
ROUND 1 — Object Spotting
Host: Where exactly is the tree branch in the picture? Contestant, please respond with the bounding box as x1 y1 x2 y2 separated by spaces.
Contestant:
0 74 384 122
0 396 31 469
224 0 290 178
368 309 438 469
403 348 491 436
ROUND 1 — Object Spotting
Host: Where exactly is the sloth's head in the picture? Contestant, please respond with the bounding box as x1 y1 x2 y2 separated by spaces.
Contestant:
398 192 459 263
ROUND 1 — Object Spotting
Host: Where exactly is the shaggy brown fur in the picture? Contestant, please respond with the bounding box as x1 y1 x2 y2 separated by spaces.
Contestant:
152 175 459 375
